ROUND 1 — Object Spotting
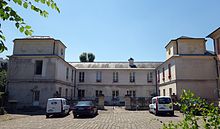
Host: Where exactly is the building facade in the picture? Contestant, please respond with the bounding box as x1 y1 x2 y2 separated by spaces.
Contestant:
157 37 218 102
7 27 220 108
7 37 76 108
70 60 161 105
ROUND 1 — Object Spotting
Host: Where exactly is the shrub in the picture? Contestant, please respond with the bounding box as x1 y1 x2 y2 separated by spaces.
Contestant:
163 90 220 129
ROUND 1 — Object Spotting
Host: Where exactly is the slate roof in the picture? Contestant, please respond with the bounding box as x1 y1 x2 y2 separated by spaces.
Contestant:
69 62 162 69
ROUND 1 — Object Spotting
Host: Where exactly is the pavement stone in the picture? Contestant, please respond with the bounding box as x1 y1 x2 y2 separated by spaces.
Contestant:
0 107 184 129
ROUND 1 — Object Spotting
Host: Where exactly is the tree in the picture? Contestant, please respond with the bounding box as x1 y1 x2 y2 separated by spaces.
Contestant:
88 53 95 62
0 0 60 53
0 70 6 92
79 52 87 62
0 62 7 92
79 52 95 62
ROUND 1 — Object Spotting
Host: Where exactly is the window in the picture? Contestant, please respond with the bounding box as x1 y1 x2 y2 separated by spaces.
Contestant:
163 89 165 96
59 87 62 96
168 64 171 79
66 67 69 80
152 99 156 104
112 90 119 99
158 98 171 104
96 71 102 82
147 72 153 83
65 88 68 98
162 68 165 81
157 70 160 82
95 90 103 97
168 48 171 55
130 72 135 83
79 72 85 82
71 69 74 82
169 88 172 96
33 91 40 101
78 89 85 98
127 90 136 97
61 49 63 55
158 90 160 96
113 72 118 82
35 60 43 75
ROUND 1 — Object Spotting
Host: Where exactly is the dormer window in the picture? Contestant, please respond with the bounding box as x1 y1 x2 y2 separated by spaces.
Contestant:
168 48 171 55
61 48 64 56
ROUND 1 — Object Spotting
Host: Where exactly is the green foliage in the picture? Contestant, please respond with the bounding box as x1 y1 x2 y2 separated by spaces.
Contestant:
163 90 220 129
79 52 95 62
79 52 88 62
0 70 6 92
88 53 95 62
0 0 60 53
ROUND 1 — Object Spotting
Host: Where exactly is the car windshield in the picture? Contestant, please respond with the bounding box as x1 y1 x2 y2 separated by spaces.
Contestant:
76 101 93 106
158 98 171 104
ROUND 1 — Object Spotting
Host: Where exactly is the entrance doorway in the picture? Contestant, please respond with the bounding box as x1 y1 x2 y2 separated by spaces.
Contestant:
33 91 40 106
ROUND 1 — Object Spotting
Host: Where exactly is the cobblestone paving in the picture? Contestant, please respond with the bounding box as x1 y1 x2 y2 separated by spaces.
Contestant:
0 107 183 129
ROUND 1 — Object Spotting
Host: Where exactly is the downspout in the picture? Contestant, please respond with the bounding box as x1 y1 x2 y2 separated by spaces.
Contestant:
73 69 77 98
214 57 219 99
155 69 158 96
214 39 220 99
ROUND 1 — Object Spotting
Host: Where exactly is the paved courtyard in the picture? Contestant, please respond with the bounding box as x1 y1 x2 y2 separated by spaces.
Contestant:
0 107 183 129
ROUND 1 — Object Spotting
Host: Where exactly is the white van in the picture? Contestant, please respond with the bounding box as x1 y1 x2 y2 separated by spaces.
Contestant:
46 98 70 118
149 96 174 116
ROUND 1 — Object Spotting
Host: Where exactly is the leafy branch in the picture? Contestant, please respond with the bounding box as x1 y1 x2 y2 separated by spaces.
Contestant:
0 0 60 52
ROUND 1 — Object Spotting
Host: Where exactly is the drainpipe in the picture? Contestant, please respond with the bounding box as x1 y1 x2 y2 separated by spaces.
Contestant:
73 69 77 98
214 56 219 99
214 38 220 99
155 69 158 96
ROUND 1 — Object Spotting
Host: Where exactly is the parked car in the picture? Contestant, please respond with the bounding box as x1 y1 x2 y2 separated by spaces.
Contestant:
72 101 98 118
149 96 174 116
46 98 70 118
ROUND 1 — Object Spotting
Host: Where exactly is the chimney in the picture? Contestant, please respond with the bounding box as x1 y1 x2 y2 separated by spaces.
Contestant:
128 58 134 66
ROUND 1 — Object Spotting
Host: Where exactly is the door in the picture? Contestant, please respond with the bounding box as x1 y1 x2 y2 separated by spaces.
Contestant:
112 90 119 105
33 91 40 106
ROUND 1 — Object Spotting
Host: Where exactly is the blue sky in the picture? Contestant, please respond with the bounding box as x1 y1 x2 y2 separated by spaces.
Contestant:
1 0 220 62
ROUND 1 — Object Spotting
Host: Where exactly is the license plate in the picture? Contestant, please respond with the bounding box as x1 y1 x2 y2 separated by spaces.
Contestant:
78 108 84 110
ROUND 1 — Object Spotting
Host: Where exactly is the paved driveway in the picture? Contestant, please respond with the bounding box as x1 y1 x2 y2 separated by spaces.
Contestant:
0 107 183 129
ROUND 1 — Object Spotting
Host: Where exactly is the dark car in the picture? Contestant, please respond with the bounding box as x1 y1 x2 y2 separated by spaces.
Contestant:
72 101 98 118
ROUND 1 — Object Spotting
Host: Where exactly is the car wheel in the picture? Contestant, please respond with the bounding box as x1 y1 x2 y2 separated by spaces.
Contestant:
46 114 49 118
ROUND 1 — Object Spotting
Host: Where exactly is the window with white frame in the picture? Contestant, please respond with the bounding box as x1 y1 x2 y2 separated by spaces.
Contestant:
113 72 118 82
96 71 102 82
147 72 153 83
130 72 135 83
35 60 43 75
95 90 103 97
79 72 85 82
169 88 172 96
66 67 69 80
71 69 74 82
127 90 136 97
